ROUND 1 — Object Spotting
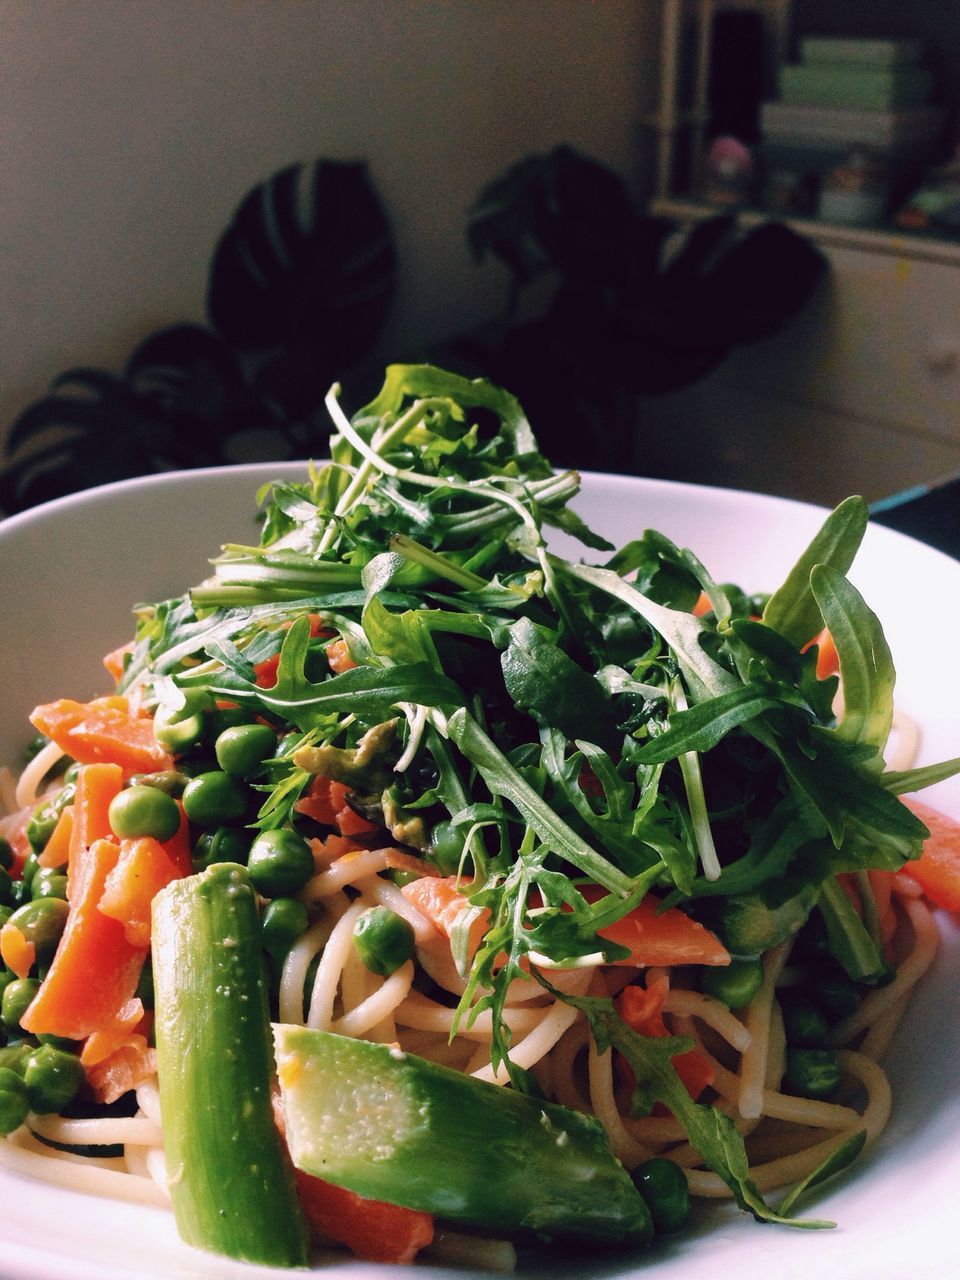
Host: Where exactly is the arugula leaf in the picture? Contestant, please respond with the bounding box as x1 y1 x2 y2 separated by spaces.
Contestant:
811 565 894 759
500 617 621 753
777 1131 867 1216
635 681 809 764
761 496 868 647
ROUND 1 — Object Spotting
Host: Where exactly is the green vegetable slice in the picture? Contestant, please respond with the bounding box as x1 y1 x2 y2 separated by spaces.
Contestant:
273 1024 652 1245
152 863 309 1267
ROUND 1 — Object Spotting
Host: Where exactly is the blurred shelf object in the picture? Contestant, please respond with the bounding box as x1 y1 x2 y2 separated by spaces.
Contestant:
646 0 958 265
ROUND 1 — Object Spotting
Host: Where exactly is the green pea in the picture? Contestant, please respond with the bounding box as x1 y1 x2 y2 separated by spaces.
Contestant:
8 880 29 909
781 994 829 1047
784 1047 842 1100
215 723 278 780
26 786 75 856
631 1157 691 1234
353 907 415 976
0 1041 32 1075
153 689 214 752
428 820 465 875
0 969 15 1005
0 1067 28 1134
205 705 256 743
24 807 53 860
37 1034 79 1053
192 826 254 872
0 838 13 871
262 898 310 960
128 770 188 798
109 785 181 843
386 867 420 889
6 898 69 966
31 868 69 902
20 851 40 888
701 958 764 1011
182 771 250 829
814 971 861 1019
0 866 13 908
1 978 40 1033
23 1044 84 1114
247 829 315 898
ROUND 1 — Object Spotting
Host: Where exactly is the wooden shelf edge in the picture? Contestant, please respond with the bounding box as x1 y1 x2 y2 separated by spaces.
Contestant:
650 197 960 267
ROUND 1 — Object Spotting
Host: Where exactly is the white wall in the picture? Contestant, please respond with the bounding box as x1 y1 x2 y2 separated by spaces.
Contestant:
0 0 659 452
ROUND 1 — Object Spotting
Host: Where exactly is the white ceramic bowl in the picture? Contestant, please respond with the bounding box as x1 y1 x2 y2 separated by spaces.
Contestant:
0 466 957 1280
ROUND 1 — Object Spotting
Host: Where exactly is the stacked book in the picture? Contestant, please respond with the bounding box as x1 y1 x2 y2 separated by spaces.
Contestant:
759 38 944 219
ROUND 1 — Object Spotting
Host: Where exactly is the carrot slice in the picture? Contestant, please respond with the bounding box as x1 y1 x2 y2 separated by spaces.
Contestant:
400 875 489 951
98 835 187 947
0 924 35 979
294 776 379 836
103 642 135 683
617 979 715 1102
20 835 148 1040
590 890 730 968
37 804 74 869
68 762 123 873
80 997 146 1067
900 796 960 912
30 697 173 775
802 626 840 680
294 1170 434 1264
85 1039 157 1106
326 638 357 674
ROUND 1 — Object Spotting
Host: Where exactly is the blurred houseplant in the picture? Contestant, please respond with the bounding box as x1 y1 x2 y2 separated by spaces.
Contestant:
0 160 397 513
0 147 826 513
443 146 828 470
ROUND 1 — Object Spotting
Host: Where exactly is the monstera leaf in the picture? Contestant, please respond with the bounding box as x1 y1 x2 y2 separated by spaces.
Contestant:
468 146 637 294
0 325 284 513
207 159 397 416
0 159 397 513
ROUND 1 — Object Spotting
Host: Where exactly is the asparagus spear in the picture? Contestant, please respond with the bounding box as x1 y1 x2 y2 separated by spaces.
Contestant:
152 863 309 1267
273 1024 653 1246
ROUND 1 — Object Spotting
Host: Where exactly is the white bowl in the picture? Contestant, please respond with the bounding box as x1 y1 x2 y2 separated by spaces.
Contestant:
0 465 957 1280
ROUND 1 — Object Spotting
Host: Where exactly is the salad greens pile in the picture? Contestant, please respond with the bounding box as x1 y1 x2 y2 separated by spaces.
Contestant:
119 363 956 1234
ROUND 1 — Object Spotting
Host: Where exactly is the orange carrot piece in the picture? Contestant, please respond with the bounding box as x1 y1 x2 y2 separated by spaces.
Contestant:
400 875 489 956
591 891 730 968
67 763 123 875
617 979 715 1102
20 836 148 1041
37 804 74 869
102 641 135 683
329 781 379 836
309 834 365 864
295 776 341 827
80 997 146 1067
0 924 36 979
294 1170 434 1264
294 776 380 836
802 626 840 680
85 1039 157 1105
900 796 960 912
30 696 173 775
98 835 187 947
159 806 193 877
326 638 358 673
